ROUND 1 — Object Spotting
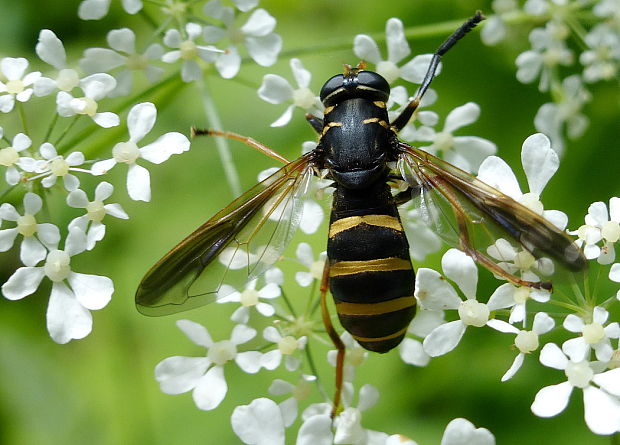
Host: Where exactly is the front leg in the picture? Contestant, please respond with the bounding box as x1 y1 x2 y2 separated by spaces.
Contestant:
306 113 323 134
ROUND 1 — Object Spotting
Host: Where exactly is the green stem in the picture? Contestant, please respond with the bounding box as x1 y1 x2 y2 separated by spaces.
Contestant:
17 102 29 135
54 116 81 149
43 112 59 144
280 290 298 318
200 79 241 196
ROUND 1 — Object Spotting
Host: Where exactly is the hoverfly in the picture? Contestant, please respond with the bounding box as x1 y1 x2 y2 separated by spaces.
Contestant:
136 12 586 412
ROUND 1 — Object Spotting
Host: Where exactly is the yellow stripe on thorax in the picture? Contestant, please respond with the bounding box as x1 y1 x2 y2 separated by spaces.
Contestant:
329 257 411 277
329 214 403 238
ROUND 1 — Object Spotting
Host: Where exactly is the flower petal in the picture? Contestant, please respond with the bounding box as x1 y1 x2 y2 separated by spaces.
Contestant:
531 381 573 417
67 272 113 310
47 282 92 344
127 163 151 202
155 356 210 394
423 320 466 357
2 266 45 300
440 418 495 445
193 365 227 410
231 398 285 445
139 132 190 164
521 133 558 195
128 102 156 143
583 385 620 435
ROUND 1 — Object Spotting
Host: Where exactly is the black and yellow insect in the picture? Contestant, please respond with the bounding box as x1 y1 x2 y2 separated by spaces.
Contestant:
136 12 586 409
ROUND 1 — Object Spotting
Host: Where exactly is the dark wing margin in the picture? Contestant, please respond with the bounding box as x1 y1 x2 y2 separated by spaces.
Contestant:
397 142 586 273
136 152 316 316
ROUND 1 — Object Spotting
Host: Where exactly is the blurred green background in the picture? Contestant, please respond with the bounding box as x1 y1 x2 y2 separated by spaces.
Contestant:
0 0 619 444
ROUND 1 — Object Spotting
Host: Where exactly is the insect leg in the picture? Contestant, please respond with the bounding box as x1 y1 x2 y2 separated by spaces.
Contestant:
391 12 485 132
319 261 345 418
305 113 324 134
191 127 290 164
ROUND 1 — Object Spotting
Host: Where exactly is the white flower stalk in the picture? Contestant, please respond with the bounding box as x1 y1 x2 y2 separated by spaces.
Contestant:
268 375 316 427
570 197 620 264
67 181 129 250
418 249 513 357
34 30 82 98
217 278 280 324
294 242 326 287
155 320 262 411
258 58 323 127
78 0 142 20
1 226 113 343
161 23 224 83
0 57 41 113
531 343 620 435
414 102 496 173
491 312 555 381
203 1 283 77
91 102 190 201
56 73 120 127
0 132 37 185
80 28 164 97
562 307 620 363
0 192 60 266
354 17 437 85
29 142 87 192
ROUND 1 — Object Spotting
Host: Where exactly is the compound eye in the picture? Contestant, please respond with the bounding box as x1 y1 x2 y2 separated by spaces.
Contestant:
319 74 344 103
356 71 390 95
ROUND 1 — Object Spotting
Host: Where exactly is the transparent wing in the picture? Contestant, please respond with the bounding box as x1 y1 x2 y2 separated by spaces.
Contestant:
136 152 315 316
397 142 586 272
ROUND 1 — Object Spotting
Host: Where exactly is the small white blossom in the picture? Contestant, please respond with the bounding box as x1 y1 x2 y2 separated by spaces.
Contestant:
161 23 223 83
440 418 495 445
570 197 620 264
562 307 620 363
261 326 306 372
0 57 41 113
66 181 129 250
155 320 261 411
480 0 519 46
1 226 113 343
0 132 37 185
580 24 620 83
353 17 437 85
0 192 60 266
34 30 82 97
531 343 620 435
414 102 496 173
80 28 164 97
91 102 190 201
78 0 142 20
231 398 285 445
30 143 86 192
203 1 282 77
295 242 326 287
258 58 323 127
268 375 316 427
217 278 280 324
56 73 120 127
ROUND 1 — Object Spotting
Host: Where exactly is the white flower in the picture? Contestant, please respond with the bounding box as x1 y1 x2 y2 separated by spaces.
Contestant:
294 242 326 287
0 132 37 185
91 102 190 201
257 58 323 127
217 278 280 323
562 307 620 363
580 24 620 83
155 320 261 411
440 418 495 445
268 375 316 427
1 226 113 343
66 181 129 250
399 309 444 367
570 197 620 264
78 0 142 20
414 102 496 173
0 192 60 266
483 273 550 325
419 249 513 357
353 17 437 85
492 312 555 381
30 143 86 192
203 1 283 77
327 332 368 382
56 73 120 128
531 343 620 435
477 133 568 229
261 326 306 372
161 23 223 82
480 0 519 46
33 30 82 97
80 28 165 97
231 398 285 445
0 57 41 113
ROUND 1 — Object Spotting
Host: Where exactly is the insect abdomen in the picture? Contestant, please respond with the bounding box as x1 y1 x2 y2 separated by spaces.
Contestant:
327 184 416 353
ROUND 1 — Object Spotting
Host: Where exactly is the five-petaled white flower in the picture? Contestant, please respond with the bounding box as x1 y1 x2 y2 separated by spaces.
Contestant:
0 132 37 185
217 278 280 324
261 326 306 372
161 23 223 83
1 226 114 344
30 142 87 192
570 197 620 264
418 249 513 357
80 28 164 97
257 58 323 127
67 181 129 250
91 102 190 201
155 320 262 411
353 17 437 85
203 1 282 78
56 73 120 127
562 307 620 363
34 30 82 98
531 343 620 435
0 192 60 266
0 57 41 113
